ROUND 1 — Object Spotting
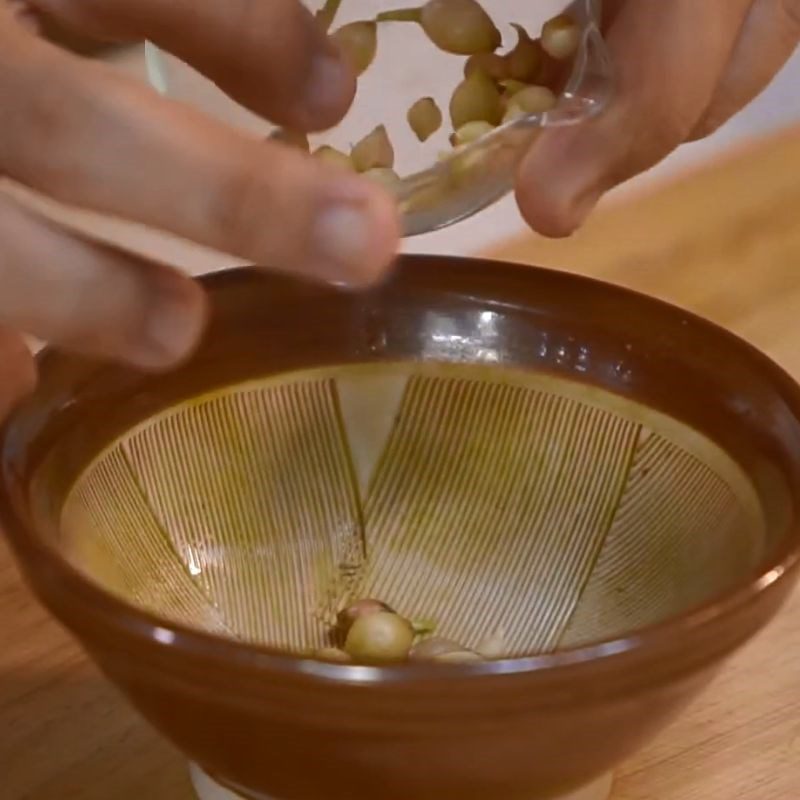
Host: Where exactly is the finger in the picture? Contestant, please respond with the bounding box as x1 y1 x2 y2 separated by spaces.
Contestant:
29 0 355 132
0 191 207 370
690 0 800 139
0 327 36 421
0 28 400 288
601 0 626 29
4 1 40 33
516 0 753 237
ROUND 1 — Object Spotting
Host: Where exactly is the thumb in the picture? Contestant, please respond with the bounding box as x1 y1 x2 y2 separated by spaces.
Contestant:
516 0 752 237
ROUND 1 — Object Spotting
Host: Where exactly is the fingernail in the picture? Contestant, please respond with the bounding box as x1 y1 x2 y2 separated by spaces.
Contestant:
313 201 378 286
301 50 354 121
134 283 204 370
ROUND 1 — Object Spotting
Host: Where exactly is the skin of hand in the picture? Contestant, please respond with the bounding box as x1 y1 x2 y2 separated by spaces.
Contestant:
0 0 400 385
517 0 800 236
1 1 799 425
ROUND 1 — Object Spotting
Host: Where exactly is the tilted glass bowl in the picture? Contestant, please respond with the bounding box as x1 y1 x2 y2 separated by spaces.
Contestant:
145 0 613 235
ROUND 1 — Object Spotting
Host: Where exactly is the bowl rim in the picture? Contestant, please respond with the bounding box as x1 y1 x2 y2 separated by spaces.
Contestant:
4 257 800 687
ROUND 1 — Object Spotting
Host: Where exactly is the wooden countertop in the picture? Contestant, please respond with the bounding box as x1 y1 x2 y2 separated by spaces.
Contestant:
3 127 800 800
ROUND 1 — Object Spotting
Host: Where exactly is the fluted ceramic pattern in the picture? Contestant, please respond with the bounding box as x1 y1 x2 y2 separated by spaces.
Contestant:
361 375 639 653
60 363 766 655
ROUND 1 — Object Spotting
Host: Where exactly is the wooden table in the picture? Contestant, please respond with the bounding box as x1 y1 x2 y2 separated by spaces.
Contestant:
3 127 800 800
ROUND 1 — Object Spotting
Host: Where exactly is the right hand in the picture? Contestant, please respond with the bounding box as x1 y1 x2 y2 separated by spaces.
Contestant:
0 0 400 378
517 0 800 237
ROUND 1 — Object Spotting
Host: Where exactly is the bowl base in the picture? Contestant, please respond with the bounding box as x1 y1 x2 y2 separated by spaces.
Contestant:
189 763 613 800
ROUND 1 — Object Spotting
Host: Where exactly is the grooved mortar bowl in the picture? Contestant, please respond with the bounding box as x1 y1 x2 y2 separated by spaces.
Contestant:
3 256 800 800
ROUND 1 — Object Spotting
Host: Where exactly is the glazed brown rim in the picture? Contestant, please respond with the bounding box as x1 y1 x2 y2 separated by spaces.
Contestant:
3 259 800 689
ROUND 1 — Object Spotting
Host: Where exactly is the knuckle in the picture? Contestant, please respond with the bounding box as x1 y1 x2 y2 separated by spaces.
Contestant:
623 112 691 175
209 162 274 261
28 0 119 38
225 0 315 90
207 149 313 268
0 45 86 185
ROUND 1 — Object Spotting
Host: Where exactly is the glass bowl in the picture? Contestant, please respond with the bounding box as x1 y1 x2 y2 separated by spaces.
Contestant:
3 257 800 800
144 0 613 236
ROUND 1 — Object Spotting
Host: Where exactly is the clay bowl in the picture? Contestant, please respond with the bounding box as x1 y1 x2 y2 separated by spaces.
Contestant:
3 256 800 800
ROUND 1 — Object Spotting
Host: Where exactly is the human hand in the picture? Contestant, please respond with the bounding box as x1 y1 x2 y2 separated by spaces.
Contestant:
0 0 400 374
0 329 36 429
517 0 800 236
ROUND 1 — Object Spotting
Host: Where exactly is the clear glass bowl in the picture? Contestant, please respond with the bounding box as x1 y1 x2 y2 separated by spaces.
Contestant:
145 0 613 236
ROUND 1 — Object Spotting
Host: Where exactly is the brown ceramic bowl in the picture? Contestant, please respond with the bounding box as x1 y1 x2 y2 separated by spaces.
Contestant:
3 256 800 800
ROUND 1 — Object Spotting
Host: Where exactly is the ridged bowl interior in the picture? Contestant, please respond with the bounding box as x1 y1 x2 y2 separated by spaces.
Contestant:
57 361 765 658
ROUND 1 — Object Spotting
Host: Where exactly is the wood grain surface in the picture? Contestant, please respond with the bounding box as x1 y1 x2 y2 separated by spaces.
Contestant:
3 127 800 799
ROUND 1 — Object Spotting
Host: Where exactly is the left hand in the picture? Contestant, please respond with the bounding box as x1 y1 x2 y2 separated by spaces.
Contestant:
0 0 398 375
